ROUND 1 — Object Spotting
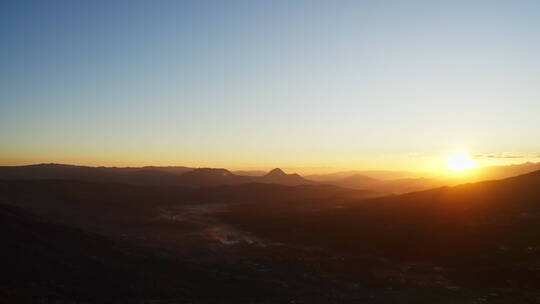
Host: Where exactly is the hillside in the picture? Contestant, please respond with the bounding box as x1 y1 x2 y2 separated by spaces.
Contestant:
225 170 540 263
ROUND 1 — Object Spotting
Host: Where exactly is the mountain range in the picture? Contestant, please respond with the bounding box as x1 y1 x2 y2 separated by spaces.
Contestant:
0 163 313 188
1 162 540 194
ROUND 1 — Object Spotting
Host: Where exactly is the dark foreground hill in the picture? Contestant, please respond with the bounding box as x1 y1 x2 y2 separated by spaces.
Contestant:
0 179 376 242
0 203 186 302
2 204 376 303
0 182 467 304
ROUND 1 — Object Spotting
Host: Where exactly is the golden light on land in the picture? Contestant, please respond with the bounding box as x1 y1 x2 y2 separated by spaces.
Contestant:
445 153 478 172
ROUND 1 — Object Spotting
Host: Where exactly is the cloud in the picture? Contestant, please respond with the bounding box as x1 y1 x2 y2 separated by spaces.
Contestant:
406 152 540 159
471 153 540 159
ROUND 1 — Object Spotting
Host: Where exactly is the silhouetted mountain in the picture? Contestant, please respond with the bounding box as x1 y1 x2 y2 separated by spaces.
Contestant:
325 173 380 188
175 167 314 187
0 164 318 188
318 173 446 194
232 170 267 176
306 170 427 181
372 177 448 193
307 163 540 193
258 168 313 186
0 163 188 186
266 168 286 176
177 168 249 187
139 165 194 175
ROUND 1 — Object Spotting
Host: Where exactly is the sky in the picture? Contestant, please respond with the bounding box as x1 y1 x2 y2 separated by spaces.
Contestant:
1 0 540 172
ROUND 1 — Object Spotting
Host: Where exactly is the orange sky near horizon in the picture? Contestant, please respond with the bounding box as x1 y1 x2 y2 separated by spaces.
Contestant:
2 151 539 175
2 2 540 175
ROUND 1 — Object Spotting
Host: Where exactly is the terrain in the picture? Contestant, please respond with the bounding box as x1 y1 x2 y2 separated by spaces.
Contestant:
1 164 540 303
0 164 313 188
3 162 539 193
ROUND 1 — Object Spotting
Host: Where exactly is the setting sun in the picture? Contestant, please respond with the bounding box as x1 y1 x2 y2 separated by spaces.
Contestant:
445 153 478 172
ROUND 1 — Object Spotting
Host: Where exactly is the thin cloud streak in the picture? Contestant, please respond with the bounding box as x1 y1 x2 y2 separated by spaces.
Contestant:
471 153 540 159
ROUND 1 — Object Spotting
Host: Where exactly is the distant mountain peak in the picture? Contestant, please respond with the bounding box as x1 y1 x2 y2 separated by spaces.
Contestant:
266 168 286 177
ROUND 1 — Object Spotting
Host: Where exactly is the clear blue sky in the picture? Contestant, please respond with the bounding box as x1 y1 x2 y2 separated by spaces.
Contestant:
1 0 539 171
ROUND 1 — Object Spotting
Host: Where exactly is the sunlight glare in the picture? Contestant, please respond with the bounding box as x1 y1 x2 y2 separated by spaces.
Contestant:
445 153 477 172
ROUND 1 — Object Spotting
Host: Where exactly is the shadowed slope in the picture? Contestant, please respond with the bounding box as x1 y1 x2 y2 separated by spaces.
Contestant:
225 170 540 264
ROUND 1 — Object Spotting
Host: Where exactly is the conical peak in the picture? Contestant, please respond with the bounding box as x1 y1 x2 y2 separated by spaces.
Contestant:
266 168 286 176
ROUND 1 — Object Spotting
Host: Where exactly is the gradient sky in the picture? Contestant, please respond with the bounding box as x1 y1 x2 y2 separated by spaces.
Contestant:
2 0 539 172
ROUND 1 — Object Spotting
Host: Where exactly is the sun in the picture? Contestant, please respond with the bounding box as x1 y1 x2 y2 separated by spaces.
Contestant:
445 153 478 172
